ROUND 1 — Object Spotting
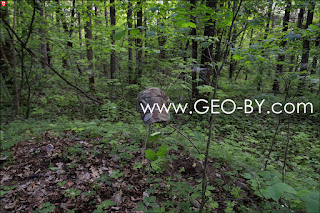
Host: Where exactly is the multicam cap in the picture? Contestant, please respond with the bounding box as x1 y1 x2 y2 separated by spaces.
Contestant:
136 87 170 125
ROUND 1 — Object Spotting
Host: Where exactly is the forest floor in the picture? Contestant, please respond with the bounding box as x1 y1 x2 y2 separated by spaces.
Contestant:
0 130 259 213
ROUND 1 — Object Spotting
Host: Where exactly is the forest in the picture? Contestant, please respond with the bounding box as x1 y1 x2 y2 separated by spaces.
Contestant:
0 0 319 212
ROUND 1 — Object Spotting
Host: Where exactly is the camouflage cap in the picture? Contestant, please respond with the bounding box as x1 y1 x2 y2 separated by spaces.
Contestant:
136 87 170 125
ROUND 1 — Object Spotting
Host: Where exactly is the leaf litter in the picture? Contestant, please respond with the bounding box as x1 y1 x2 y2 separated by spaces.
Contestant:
0 131 258 212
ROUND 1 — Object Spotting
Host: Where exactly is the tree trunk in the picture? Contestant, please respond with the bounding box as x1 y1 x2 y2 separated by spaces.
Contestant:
135 0 143 83
311 37 319 75
78 11 82 47
110 0 116 79
55 0 69 69
85 3 94 91
300 2 315 73
11 1 19 119
157 2 167 62
229 29 237 79
39 0 49 73
104 2 109 25
297 8 304 29
273 0 291 94
200 0 217 85
257 0 273 91
127 0 134 83
190 0 198 98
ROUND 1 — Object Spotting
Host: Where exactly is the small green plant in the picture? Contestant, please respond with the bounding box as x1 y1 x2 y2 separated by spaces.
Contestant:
225 201 235 213
33 202 56 213
0 185 17 196
93 200 115 213
64 188 81 199
57 181 67 187
144 145 170 173
109 169 123 179
230 186 244 199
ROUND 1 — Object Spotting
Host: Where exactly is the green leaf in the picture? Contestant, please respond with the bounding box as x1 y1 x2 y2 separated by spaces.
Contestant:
146 31 156 38
246 54 257 62
186 22 196 28
233 54 242 61
201 42 212 48
144 149 158 161
199 154 205 161
130 29 139 36
264 182 297 201
150 7 159 12
157 145 169 158
301 191 320 213
197 85 214 94
148 131 161 141
113 30 125 40
274 182 297 194
100 200 115 209
265 185 282 201
290 34 301 40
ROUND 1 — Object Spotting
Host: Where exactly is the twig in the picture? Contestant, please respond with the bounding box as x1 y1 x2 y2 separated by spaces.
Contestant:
168 124 200 155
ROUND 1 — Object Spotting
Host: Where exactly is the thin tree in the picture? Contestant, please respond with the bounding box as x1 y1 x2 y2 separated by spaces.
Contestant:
135 0 143 83
200 0 217 86
85 2 94 91
127 0 134 83
273 0 291 94
110 0 116 79
311 36 319 75
300 2 315 73
11 1 19 118
39 0 49 73
257 0 273 90
190 0 198 98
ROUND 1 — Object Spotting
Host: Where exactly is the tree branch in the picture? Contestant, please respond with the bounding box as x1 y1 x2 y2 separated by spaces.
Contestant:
0 14 103 105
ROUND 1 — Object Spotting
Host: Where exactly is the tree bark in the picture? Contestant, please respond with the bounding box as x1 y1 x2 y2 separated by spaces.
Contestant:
11 1 19 118
297 8 304 29
190 0 198 98
311 37 319 75
110 0 116 79
273 0 291 94
39 0 49 73
229 29 237 79
257 0 273 91
300 2 315 73
85 3 94 91
200 0 217 85
135 0 143 82
127 0 134 83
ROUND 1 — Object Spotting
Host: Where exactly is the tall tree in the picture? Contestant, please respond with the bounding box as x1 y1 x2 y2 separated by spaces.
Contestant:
288 7 304 73
158 1 167 62
311 36 319 75
55 0 68 69
229 28 237 79
273 0 291 93
200 0 217 85
300 1 315 73
85 3 94 91
39 0 49 73
135 0 143 83
190 0 198 97
297 7 304 29
11 1 19 118
110 0 116 79
127 0 134 83
257 0 273 90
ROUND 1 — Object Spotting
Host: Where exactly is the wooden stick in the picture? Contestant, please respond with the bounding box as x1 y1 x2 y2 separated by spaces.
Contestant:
143 124 152 152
